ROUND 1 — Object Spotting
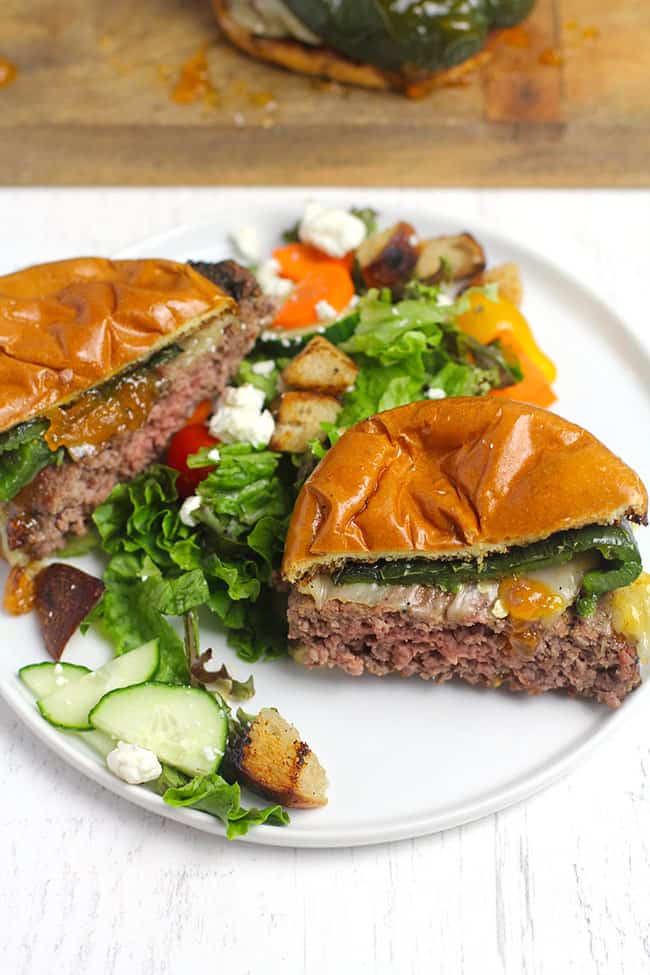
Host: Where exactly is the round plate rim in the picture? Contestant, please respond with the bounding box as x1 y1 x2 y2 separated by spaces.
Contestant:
2 195 648 848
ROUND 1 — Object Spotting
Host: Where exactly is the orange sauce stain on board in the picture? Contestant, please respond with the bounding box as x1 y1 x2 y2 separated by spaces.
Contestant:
502 26 531 49
498 578 564 622
3 565 37 616
538 47 563 67
0 58 18 88
45 371 157 451
171 46 217 105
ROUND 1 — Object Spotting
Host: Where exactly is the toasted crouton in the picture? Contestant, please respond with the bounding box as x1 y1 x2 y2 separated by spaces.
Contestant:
467 262 524 307
357 221 419 292
227 708 328 809
416 233 486 284
281 336 358 396
270 391 341 453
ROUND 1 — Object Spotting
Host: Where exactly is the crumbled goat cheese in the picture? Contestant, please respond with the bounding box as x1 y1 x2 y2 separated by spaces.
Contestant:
491 599 509 620
230 225 261 263
299 202 366 258
179 495 202 527
106 741 162 785
315 299 338 322
426 387 447 399
68 443 97 461
251 359 276 377
209 384 275 446
437 292 454 307
207 447 221 463
202 745 223 763
256 258 293 298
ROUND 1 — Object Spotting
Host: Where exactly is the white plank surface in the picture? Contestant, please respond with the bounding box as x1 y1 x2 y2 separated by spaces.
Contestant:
1 189 649 975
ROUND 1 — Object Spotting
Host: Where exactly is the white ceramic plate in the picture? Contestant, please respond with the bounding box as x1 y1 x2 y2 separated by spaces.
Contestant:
1 192 648 849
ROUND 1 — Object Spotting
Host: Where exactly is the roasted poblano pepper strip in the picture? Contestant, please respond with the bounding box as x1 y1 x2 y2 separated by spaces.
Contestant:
284 1 535 73
333 525 643 617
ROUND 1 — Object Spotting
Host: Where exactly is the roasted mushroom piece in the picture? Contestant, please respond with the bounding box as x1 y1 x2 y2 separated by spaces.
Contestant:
415 233 486 284
357 221 419 293
224 707 328 809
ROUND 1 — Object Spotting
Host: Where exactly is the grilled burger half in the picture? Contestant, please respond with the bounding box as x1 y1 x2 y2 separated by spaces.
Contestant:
0 257 272 561
283 398 649 707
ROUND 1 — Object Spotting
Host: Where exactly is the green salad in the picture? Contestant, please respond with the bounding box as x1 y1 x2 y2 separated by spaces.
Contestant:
87 280 518 664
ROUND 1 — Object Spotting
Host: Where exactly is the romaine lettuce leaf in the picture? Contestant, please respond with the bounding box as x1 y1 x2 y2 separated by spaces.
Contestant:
162 772 289 839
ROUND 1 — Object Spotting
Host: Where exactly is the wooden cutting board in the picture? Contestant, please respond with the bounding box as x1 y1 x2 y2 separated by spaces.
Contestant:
1 0 648 186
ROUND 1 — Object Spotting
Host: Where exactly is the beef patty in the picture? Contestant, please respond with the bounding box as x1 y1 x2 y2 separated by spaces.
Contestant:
5 262 272 559
287 586 641 708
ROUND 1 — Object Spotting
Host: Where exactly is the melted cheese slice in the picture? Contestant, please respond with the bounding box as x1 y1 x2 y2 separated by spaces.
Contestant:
299 554 595 623
611 572 650 662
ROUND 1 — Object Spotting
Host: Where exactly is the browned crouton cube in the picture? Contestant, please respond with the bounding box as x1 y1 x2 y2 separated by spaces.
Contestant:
271 391 341 453
468 262 524 307
281 335 358 396
226 708 328 809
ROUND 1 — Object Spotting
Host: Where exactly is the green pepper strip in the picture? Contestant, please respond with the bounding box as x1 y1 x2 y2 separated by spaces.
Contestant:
332 525 643 618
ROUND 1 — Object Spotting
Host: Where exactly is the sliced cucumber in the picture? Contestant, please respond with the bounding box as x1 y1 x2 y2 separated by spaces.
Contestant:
89 683 228 777
75 729 116 759
19 662 90 698
37 640 160 731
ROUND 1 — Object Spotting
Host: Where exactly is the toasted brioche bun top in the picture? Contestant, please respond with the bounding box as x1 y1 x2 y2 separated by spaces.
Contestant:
282 398 648 582
0 257 234 434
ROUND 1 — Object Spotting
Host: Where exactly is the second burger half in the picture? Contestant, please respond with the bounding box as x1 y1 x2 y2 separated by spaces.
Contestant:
283 398 649 708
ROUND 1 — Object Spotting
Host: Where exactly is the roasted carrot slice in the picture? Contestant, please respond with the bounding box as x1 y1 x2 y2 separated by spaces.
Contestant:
273 243 354 282
273 265 355 330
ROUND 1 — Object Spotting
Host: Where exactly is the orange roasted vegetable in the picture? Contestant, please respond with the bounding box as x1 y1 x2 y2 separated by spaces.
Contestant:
273 243 354 282
458 291 556 385
273 265 354 330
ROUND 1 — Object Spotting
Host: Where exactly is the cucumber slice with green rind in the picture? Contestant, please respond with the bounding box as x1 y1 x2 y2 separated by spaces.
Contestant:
19 662 90 698
37 640 160 731
89 682 228 777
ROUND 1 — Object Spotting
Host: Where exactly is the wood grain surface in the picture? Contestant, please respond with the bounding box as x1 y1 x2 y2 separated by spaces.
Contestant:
1 0 649 186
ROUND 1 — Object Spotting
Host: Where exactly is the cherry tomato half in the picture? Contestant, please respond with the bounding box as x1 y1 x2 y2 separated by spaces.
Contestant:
166 423 219 498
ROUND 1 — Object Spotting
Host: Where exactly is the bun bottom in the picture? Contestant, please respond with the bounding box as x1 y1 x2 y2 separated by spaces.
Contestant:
212 0 496 98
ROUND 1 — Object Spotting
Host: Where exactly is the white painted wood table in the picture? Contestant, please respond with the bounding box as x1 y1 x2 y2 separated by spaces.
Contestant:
1 189 649 975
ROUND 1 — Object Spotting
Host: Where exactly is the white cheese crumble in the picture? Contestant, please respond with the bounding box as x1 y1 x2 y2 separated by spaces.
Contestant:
315 299 337 322
299 202 366 258
179 495 202 527
106 741 162 785
207 447 221 463
68 443 97 461
230 225 261 263
426 387 447 399
256 258 293 298
209 384 275 447
251 359 276 377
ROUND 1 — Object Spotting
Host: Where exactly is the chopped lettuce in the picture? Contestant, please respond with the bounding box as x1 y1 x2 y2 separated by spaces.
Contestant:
90 449 294 663
161 771 289 840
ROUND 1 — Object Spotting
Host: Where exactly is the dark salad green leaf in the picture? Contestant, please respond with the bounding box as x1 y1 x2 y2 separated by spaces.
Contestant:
284 1 534 72
333 524 643 617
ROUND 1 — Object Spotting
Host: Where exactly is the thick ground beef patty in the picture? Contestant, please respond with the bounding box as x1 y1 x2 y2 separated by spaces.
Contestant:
5 262 272 559
287 588 641 708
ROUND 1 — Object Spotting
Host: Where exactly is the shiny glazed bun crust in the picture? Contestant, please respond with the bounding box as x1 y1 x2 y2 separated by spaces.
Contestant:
0 258 234 433
282 398 648 582
212 0 494 97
